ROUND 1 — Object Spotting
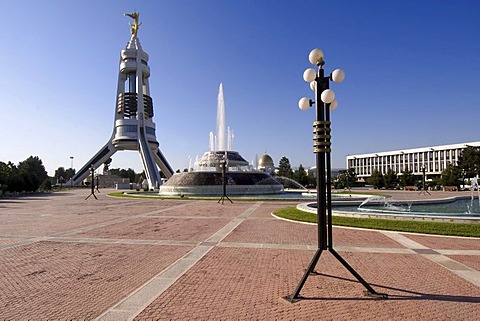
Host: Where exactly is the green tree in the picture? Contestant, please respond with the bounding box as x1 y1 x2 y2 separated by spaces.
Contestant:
383 168 398 189
120 168 136 182
65 168 76 180
39 178 52 191
17 156 48 192
399 167 416 187
136 171 145 184
54 167 66 181
277 156 293 178
7 164 24 192
458 146 480 178
110 168 137 182
336 168 357 189
0 161 8 191
294 164 308 186
109 168 121 177
367 169 384 189
440 163 461 187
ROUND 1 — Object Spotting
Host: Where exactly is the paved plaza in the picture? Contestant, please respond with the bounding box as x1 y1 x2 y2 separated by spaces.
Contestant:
0 189 479 320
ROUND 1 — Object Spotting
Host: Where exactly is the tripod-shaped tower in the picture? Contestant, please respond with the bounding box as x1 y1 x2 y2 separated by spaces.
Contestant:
70 13 173 189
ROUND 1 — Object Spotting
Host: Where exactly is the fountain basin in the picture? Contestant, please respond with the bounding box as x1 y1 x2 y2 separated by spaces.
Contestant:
159 171 284 196
298 197 480 223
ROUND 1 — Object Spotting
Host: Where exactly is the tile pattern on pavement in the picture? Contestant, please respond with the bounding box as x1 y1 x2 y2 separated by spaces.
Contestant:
0 189 478 320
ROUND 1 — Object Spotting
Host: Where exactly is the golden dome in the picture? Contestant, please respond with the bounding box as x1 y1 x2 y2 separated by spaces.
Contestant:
258 154 274 167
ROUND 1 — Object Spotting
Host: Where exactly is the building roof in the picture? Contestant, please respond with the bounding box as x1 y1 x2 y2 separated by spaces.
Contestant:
258 154 274 167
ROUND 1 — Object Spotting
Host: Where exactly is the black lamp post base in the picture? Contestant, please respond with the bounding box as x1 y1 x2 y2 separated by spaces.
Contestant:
85 192 98 200
285 248 388 303
217 195 233 204
364 290 389 299
283 294 303 303
308 270 321 276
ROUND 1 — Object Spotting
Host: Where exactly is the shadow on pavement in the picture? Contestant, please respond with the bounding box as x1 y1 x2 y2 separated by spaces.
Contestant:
297 273 480 303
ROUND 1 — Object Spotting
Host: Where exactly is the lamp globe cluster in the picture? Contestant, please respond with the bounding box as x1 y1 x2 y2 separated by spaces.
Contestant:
298 48 345 111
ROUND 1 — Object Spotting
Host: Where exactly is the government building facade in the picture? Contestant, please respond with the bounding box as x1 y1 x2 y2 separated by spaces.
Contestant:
346 141 480 180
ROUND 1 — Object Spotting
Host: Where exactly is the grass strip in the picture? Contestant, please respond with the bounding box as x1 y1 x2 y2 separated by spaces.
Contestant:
274 206 480 237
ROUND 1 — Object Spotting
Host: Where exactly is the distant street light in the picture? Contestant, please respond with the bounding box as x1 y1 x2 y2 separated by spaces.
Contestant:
286 48 386 302
85 165 98 200
419 165 431 195
70 156 74 188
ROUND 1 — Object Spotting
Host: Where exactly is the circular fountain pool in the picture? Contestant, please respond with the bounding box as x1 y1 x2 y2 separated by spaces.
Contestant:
339 198 480 217
300 196 480 223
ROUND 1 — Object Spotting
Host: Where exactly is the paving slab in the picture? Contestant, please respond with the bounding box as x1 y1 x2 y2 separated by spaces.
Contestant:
0 241 192 320
0 188 478 320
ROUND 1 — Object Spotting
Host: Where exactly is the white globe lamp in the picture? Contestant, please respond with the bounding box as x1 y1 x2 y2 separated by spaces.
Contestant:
331 69 345 83
308 48 324 66
320 89 335 104
329 99 338 111
303 68 317 83
298 97 311 110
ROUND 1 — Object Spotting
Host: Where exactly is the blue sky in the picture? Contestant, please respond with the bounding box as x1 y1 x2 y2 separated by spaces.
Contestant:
1 0 479 176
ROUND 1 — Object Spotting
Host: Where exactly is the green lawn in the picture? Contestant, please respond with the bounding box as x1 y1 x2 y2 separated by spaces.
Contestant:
274 206 480 237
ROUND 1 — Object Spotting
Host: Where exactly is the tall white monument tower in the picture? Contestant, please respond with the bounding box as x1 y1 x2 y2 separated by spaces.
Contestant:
70 13 173 189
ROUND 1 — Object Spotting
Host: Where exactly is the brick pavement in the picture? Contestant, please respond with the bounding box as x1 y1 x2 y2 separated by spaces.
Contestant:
0 189 478 320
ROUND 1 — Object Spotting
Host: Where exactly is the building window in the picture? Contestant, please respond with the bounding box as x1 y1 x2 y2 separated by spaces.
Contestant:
146 127 155 135
119 125 137 134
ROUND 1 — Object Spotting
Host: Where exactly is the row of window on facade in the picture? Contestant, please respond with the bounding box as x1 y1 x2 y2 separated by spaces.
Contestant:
117 125 156 136
348 148 464 176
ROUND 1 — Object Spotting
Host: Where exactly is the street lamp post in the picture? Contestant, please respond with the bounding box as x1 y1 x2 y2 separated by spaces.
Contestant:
70 156 74 188
218 153 232 204
419 165 431 195
285 49 387 302
85 165 98 200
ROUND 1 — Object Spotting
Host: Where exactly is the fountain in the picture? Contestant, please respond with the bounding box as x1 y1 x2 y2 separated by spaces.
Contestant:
357 196 413 214
159 84 283 196
299 193 480 223
331 194 480 221
274 176 309 191
469 175 480 212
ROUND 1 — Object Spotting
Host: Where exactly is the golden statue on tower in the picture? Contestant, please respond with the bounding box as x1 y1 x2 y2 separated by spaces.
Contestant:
124 12 141 37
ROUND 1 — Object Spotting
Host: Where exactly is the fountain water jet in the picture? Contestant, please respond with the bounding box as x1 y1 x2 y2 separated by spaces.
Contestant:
159 83 283 196
216 83 227 151
468 175 480 213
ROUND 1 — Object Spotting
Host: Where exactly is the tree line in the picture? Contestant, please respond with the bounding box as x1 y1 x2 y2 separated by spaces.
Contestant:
0 156 50 193
0 155 147 194
276 156 315 187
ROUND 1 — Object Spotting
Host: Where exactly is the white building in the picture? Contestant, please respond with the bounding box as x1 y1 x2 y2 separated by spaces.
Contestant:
346 141 480 180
